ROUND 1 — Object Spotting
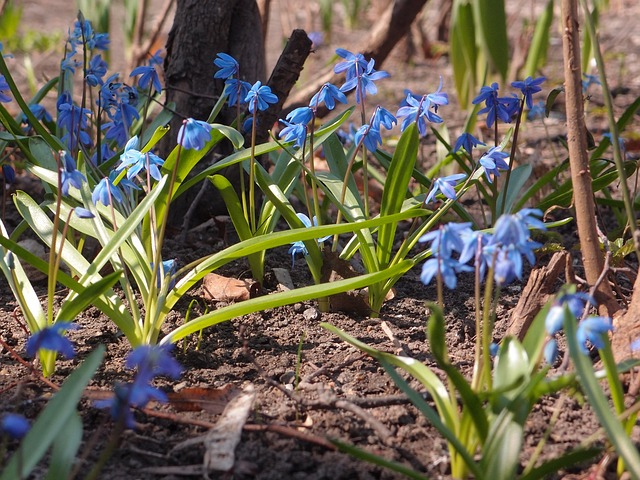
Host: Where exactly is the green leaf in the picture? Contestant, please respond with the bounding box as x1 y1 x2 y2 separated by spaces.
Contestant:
174 107 353 198
523 0 554 78
564 310 640 477
474 0 509 79
377 123 419 268
331 439 429 480
210 174 264 280
496 163 532 214
427 304 489 441
0 219 46 332
161 261 414 343
520 448 601 480
480 409 523 480
56 270 122 322
45 411 83 480
450 0 478 106
493 337 530 398
0 234 138 343
0 347 104 480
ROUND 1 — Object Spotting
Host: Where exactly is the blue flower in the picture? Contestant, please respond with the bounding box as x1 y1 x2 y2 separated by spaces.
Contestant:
310 83 347 111
22 104 53 126
126 344 183 380
60 151 87 196
151 259 178 290
576 316 613 354
308 31 324 48
26 322 79 359
0 75 11 103
85 54 108 86
117 136 165 181
74 207 95 219
279 120 307 149
479 146 509 183
527 100 546 121
333 48 368 81
420 256 473 289
178 118 213 150
286 107 313 125
454 132 485 155
288 213 331 267
130 65 162 94
472 83 512 129
57 101 92 150
582 73 600 92
1 413 30 439
396 90 444 137
92 174 124 206
543 338 558 364
354 124 382 152
491 244 524 285
61 51 81 74
511 76 545 109
419 222 473 259
544 292 595 335
224 78 252 107
245 81 278 113
370 106 397 131
2 164 15 184
492 209 544 248
148 49 163 67
340 57 389 104
95 345 182 429
214 52 239 79
426 173 467 203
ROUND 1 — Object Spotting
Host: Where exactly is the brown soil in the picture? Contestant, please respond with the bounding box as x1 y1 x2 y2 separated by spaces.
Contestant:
2 1 640 479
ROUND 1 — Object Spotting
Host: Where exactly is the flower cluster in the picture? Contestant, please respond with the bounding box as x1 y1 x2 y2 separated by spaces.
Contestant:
419 209 546 289
95 345 182 429
543 291 613 363
213 52 278 119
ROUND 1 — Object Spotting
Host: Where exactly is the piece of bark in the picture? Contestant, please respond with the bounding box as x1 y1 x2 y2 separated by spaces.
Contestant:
507 251 568 341
611 270 640 362
284 0 429 117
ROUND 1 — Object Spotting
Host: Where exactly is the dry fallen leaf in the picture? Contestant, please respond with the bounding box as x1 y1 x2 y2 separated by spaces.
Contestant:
167 384 241 414
201 273 258 302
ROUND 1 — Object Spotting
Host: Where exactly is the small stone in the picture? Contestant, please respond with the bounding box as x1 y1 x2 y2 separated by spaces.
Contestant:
303 307 320 321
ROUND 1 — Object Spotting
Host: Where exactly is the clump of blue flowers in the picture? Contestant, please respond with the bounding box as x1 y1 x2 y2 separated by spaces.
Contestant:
419 209 547 290
95 345 182 429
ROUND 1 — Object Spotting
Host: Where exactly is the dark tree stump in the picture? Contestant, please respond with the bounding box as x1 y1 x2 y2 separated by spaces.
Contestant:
161 0 265 225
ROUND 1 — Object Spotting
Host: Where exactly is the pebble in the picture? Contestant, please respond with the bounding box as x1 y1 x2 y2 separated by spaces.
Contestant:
303 307 320 321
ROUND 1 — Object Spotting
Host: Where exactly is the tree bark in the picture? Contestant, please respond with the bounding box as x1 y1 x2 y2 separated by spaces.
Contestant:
561 0 618 316
284 0 429 116
161 0 265 223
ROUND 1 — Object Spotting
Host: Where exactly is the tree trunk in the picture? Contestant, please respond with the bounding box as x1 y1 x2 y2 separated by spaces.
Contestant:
161 0 265 224
561 0 619 316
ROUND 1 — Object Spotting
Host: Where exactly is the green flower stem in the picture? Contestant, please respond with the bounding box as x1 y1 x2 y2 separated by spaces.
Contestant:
308 116 322 225
333 135 366 251
471 242 483 391
499 97 525 215
249 110 259 233
481 258 497 392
